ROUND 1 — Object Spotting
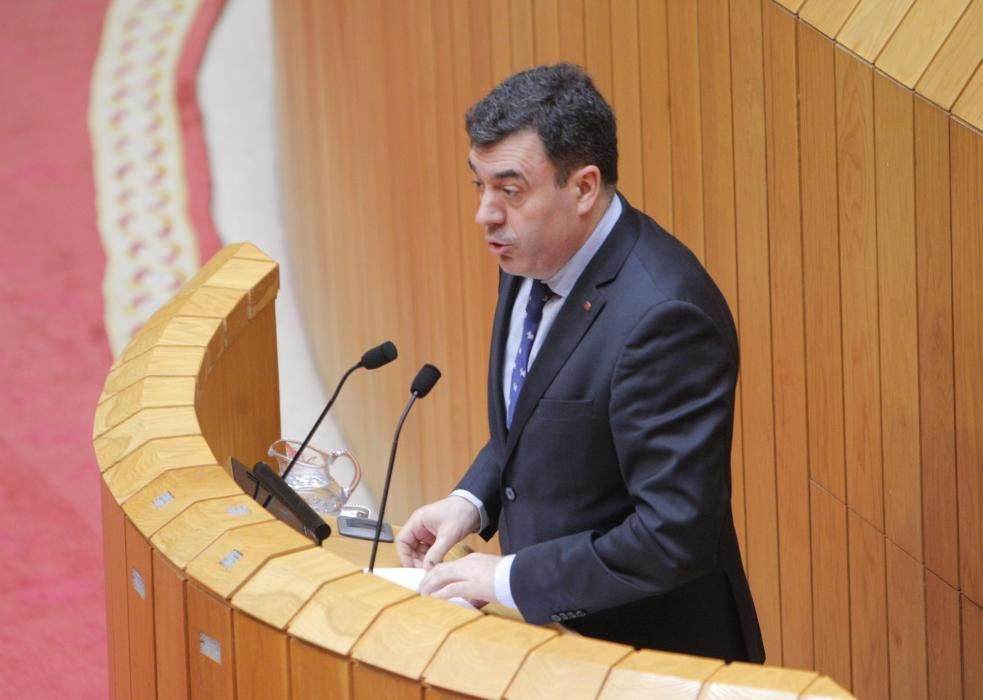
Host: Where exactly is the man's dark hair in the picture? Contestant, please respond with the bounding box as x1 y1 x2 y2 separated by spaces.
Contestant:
466 63 618 188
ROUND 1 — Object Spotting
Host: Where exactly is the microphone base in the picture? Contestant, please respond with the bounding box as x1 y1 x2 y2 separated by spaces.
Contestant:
337 516 394 542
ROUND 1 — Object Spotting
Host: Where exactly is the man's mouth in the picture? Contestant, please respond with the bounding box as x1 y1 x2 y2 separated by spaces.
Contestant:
486 240 511 255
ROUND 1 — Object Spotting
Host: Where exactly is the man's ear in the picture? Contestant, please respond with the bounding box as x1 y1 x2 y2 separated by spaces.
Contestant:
571 165 602 215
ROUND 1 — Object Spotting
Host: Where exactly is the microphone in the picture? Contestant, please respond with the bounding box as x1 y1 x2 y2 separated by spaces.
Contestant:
253 461 332 544
266 340 397 507
368 364 441 572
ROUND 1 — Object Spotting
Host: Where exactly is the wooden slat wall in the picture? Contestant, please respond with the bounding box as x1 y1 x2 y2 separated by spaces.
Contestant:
272 0 982 695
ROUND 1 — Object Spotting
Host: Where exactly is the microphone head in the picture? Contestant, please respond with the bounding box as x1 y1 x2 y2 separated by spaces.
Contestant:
411 364 441 398
360 341 398 369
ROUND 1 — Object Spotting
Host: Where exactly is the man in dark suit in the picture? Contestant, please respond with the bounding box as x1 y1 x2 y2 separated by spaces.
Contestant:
395 63 763 662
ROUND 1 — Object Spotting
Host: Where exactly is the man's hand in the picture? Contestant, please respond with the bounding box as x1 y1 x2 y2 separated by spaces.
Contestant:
419 553 501 606
395 496 480 569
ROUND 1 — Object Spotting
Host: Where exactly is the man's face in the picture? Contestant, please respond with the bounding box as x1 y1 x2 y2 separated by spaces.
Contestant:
469 130 587 280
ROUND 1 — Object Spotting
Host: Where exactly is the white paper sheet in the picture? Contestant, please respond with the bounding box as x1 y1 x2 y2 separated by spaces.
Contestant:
369 567 478 610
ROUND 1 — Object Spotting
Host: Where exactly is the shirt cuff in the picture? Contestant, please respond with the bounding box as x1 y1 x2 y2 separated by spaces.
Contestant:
449 489 488 533
494 554 517 609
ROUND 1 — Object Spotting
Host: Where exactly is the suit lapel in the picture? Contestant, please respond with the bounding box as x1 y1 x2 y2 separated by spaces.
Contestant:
503 196 640 461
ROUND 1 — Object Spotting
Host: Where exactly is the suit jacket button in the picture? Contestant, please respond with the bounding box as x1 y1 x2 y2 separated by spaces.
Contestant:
550 614 561 622
504 486 516 501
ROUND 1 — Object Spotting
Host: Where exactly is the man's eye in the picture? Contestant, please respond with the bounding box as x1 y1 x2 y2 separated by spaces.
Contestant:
471 179 484 192
502 188 518 198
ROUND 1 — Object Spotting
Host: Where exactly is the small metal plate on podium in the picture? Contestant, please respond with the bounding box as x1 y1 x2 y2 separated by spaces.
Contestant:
337 516 393 542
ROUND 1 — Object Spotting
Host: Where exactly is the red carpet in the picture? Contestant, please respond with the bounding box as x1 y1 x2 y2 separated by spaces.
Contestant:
0 1 222 696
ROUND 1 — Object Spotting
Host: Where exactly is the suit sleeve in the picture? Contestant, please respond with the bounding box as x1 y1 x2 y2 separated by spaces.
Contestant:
509 300 737 623
456 439 503 540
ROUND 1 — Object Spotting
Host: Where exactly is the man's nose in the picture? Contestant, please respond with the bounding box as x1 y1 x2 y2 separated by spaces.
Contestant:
475 192 504 228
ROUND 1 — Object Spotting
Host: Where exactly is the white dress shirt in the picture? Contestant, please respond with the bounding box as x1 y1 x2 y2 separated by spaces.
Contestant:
451 195 623 609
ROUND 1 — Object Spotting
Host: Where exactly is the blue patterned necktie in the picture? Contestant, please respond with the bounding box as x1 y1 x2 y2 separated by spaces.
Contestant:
507 279 553 428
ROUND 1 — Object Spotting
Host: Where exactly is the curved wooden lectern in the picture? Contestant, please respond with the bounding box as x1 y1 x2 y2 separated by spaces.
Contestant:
94 243 853 699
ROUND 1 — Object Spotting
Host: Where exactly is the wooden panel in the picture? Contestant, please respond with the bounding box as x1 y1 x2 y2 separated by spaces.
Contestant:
510 0 535 69
799 0 861 38
185 521 313 600
451 0 499 507
696 0 743 553
557 0 586 66
201 257 277 294
351 0 394 517
506 635 632 700
196 303 280 474
100 346 205 403
379 0 428 516
730 0 781 665
925 571 963 700
117 316 221 366
873 72 922 560
299 0 343 418
876 0 972 88
810 484 851 689
610 0 644 207
423 616 556 698
701 661 818 698
848 511 889 700
352 596 479 680
352 664 420 700
233 612 288 700
232 548 359 630
288 573 415 656
101 482 130 700
763 2 812 671
153 551 190 700
582 1 612 106
638 0 672 228
186 583 235 700
953 63 983 126
914 97 959 587
801 676 855 698
666 0 703 258
773 0 806 11
410 0 476 533
487 0 511 81
94 406 202 468
916 0 983 109
122 465 240 538
951 120 983 607
94 376 196 437
835 0 915 62
151 495 273 569
597 649 722 699
106 435 218 505
962 595 983 699
885 541 928 700
836 48 883 530
798 23 846 502
424 689 472 700
533 0 560 64
125 520 157 700
288 639 351 700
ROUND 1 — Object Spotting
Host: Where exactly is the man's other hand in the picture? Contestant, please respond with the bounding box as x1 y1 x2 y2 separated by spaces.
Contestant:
395 496 480 569
419 553 501 606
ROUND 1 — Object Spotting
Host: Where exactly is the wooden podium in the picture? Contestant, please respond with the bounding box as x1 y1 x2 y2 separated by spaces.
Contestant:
93 244 853 699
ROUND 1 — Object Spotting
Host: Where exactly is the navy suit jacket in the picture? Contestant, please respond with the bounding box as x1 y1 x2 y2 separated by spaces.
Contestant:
458 195 764 662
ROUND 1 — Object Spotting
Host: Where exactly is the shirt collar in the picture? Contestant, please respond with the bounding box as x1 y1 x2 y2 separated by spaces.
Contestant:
544 194 622 298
